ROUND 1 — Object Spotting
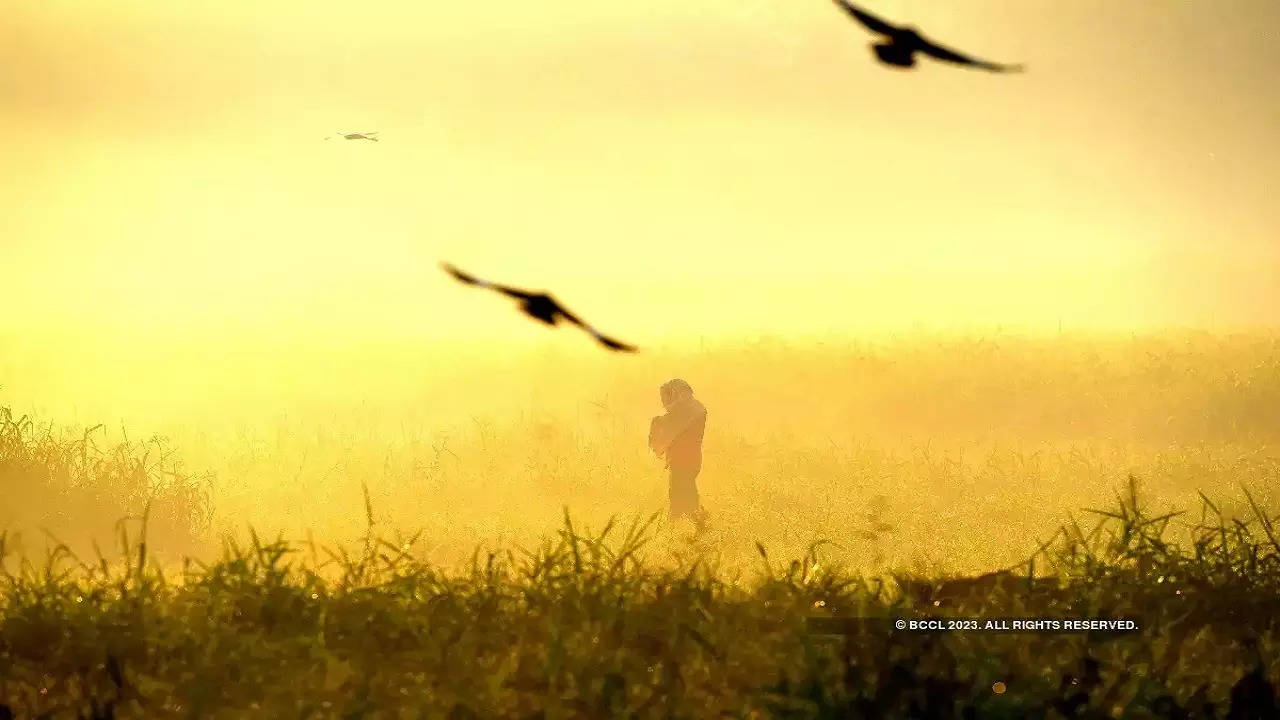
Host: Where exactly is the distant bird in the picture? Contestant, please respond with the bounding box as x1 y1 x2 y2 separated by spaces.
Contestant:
441 263 638 353
832 0 1024 73
325 131 380 141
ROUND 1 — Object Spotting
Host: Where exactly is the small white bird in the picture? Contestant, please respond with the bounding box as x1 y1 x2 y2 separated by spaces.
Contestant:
325 131 380 141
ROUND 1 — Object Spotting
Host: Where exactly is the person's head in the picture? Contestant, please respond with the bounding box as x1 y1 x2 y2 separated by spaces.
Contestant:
660 378 693 410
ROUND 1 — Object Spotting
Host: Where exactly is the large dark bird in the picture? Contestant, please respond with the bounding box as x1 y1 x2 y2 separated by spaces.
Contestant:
832 0 1024 73
441 263 638 352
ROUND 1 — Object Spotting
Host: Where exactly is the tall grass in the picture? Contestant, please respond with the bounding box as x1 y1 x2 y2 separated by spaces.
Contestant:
1 485 1278 718
0 407 211 562
1 331 1278 715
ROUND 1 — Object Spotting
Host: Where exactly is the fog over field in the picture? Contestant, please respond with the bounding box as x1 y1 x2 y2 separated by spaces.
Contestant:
4 2 1280 716
3 330 1277 578
3 0 1280 573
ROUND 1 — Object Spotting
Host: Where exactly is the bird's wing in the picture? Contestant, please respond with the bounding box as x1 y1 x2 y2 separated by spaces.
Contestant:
547 301 638 352
591 332 639 353
917 36 1023 72
440 262 536 299
831 0 899 36
441 262 482 285
548 299 585 327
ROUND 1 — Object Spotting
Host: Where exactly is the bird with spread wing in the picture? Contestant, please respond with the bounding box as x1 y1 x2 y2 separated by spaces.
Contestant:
832 0 1024 73
441 263 638 353
325 131 380 141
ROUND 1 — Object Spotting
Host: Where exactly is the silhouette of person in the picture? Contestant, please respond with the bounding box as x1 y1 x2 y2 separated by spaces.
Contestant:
648 379 708 526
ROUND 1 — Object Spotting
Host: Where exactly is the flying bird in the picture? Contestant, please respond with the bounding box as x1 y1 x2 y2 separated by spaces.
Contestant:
325 131 380 141
441 263 638 353
832 0 1024 73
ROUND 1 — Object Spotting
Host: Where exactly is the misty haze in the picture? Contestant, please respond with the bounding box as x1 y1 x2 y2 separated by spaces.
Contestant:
2 0 1278 717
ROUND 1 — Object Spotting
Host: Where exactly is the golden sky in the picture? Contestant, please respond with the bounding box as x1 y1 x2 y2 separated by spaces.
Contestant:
4 0 1278 344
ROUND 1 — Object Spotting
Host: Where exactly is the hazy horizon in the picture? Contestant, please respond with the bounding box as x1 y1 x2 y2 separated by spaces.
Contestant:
4 0 1278 346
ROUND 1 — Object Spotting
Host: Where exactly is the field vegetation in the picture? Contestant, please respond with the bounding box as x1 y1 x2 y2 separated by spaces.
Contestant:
1 330 1278 716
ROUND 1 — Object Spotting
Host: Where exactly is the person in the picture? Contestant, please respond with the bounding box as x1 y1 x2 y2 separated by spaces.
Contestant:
648 379 708 527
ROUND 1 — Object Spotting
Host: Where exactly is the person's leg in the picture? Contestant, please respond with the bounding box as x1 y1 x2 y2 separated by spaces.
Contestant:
668 466 699 521
686 467 708 531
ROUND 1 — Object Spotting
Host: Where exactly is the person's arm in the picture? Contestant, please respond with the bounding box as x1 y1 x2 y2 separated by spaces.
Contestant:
649 415 670 457
650 400 703 457
660 399 703 441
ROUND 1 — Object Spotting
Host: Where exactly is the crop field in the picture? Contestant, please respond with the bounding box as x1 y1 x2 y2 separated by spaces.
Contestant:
2 330 1279 717
7 0 1279 713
